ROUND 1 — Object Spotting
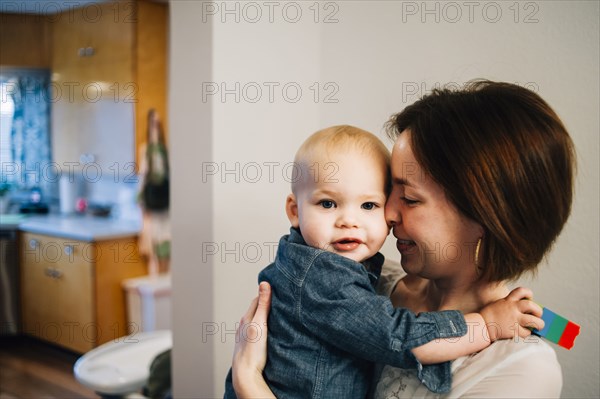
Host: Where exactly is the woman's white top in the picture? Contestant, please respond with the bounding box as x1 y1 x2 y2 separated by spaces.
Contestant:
374 261 563 398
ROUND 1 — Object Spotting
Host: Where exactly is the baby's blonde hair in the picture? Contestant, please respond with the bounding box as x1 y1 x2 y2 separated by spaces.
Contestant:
291 125 391 195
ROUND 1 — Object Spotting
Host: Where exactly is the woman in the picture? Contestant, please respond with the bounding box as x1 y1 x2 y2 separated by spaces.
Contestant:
138 109 171 276
232 81 575 398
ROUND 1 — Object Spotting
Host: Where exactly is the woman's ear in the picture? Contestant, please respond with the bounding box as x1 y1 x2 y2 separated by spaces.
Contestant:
285 194 300 227
477 224 485 238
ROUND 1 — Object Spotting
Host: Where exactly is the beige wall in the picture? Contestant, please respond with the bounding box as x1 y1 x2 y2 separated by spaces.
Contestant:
170 1 599 397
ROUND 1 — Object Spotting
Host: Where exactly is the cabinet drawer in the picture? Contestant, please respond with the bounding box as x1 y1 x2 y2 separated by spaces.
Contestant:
23 233 94 266
20 232 147 352
21 233 94 353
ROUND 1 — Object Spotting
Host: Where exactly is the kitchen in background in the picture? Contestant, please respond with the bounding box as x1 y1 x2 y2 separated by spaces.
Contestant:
1 0 168 219
0 0 169 355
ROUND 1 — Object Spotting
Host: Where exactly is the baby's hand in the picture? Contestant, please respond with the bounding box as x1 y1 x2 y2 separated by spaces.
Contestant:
479 287 544 342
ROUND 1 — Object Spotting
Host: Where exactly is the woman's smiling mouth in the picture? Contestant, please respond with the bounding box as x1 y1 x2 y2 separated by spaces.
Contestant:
396 238 417 253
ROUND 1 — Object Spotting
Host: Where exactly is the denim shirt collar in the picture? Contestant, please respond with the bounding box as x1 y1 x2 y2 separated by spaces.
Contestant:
279 227 384 287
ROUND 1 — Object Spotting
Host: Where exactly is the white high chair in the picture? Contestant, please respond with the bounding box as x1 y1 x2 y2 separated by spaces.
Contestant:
74 330 172 397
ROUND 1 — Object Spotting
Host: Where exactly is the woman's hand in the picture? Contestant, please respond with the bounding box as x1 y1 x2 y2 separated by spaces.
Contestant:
232 282 276 398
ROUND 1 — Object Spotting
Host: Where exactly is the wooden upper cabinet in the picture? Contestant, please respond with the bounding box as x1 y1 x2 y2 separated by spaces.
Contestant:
51 0 168 168
52 2 134 89
0 13 52 67
134 0 169 151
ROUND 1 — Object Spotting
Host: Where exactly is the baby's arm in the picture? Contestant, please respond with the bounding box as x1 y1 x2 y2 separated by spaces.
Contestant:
411 287 545 364
298 255 467 369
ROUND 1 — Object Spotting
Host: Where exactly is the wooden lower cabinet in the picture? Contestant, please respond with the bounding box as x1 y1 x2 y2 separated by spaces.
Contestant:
20 232 146 353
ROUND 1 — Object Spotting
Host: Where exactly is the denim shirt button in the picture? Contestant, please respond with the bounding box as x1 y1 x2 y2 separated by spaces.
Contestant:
449 320 457 334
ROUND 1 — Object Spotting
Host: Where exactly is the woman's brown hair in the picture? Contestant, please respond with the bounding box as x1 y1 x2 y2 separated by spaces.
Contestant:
387 80 576 282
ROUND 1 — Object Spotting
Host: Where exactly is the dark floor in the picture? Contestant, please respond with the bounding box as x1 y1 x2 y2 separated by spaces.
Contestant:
0 334 98 399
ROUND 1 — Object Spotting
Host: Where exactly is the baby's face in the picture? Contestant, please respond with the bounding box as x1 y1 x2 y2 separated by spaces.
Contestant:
289 151 390 263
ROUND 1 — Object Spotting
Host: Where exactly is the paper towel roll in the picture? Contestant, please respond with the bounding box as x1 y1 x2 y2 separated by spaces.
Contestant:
59 175 77 214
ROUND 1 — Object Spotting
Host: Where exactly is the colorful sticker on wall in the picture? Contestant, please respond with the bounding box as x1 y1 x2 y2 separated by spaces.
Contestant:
532 306 581 350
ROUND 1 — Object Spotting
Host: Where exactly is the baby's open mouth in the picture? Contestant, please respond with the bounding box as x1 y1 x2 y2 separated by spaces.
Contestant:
332 238 362 251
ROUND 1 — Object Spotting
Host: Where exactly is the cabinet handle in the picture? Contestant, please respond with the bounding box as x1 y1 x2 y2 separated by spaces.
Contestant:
29 239 39 249
78 47 95 57
44 267 63 279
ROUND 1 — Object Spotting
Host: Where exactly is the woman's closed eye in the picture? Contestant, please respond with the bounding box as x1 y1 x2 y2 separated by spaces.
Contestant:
401 197 419 206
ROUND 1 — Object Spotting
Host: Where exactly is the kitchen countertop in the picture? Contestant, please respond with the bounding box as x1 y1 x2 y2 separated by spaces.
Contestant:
2 214 141 242
0 214 28 230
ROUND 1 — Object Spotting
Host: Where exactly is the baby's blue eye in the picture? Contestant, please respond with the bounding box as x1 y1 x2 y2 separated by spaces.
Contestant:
319 200 335 209
361 202 376 210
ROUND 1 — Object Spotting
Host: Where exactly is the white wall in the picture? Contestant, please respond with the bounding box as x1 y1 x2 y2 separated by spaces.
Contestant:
170 1 215 393
170 1 599 397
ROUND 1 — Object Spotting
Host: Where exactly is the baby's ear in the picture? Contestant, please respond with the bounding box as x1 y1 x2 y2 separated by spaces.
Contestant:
285 194 300 227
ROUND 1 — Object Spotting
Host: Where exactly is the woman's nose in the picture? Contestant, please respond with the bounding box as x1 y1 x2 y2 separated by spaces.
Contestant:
385 196 402 226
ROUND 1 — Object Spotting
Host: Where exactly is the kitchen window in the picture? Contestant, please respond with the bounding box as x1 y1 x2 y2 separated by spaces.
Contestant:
0 82 15 168
0 68 51 189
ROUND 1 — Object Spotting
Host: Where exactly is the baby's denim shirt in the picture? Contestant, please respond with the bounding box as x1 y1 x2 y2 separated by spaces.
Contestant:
224 228 466 398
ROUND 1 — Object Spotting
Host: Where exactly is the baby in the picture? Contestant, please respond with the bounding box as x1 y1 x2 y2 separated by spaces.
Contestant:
224 125 542 398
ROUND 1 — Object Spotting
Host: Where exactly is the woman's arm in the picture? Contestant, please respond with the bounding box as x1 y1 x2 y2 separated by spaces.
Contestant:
231 282 276 399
